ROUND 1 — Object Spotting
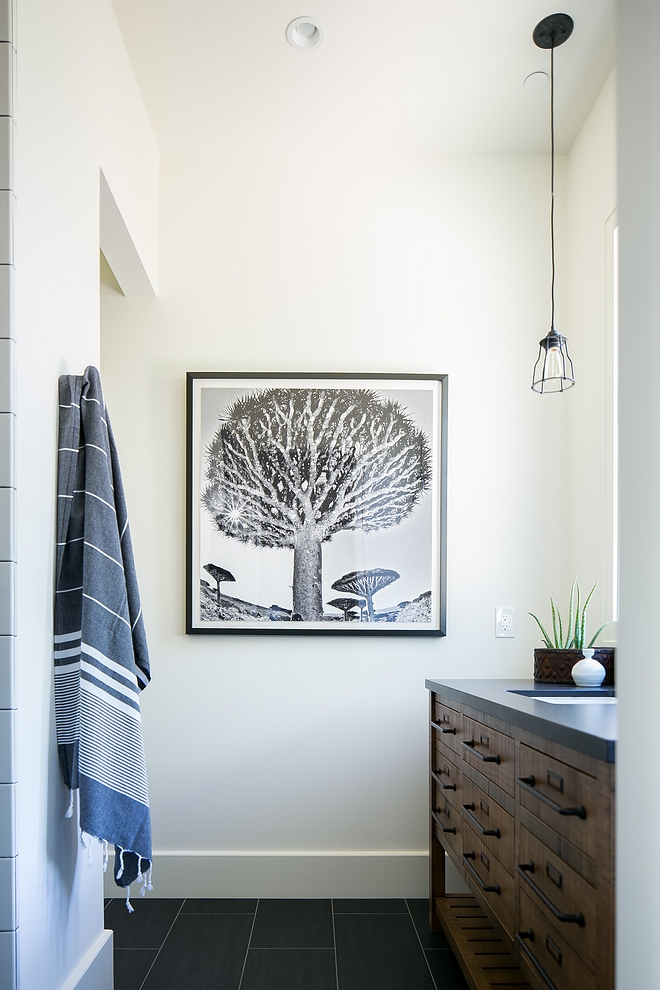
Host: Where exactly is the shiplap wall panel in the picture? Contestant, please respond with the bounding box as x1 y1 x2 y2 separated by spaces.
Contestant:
0 0 16 986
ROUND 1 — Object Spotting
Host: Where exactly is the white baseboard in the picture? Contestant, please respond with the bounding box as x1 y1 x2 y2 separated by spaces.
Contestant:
59 930 113 990
104 851 470 899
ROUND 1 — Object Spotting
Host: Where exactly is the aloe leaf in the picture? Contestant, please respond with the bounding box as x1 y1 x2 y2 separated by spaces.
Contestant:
557 607 564 650
574 581 581 648
582 582 597 611
580 582 597 651
566 577 576 648
550 597 559 649
528 613 553 648
588 621 613 648
581 582 597 622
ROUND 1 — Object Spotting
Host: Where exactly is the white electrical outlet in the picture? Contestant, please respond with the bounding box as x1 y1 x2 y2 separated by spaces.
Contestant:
495 607 515 637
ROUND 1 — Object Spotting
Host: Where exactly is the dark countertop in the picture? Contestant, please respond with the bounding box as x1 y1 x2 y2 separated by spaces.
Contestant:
425 678 616 763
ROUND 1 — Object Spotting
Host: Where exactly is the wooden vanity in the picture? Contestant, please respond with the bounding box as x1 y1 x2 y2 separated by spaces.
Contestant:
426 679 615 990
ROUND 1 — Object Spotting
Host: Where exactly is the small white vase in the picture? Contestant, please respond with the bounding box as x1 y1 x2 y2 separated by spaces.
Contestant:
571 649 606 687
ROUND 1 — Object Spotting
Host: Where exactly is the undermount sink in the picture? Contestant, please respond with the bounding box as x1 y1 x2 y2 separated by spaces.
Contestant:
506 687 616 705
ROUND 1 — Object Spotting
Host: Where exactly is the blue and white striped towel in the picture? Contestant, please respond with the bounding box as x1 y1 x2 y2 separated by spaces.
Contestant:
54 366 152 898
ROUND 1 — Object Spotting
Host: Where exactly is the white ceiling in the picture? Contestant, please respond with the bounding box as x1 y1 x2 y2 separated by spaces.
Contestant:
110 0 615 155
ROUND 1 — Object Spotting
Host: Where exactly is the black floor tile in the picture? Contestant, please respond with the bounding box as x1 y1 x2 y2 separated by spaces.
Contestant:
424 949 470 989
250 899 334 949
240 949 337 990
335 913 435 990
106 898 183 949
406 899 450 949
182 898 257 914
113 949 158 990
142 914 253 990
333 898 407 914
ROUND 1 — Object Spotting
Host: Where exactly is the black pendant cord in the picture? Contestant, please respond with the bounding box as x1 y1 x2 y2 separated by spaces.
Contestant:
530 11 575 392
550 43 555 331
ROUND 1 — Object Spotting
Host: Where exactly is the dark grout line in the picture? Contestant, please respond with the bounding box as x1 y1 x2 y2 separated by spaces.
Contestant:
236 897 259 990
136 898 186 990
330 900 339 990
405 898 440 990
332 911 409 915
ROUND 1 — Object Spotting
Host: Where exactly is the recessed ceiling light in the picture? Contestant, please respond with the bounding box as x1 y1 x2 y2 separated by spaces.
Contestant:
524 71 549 92
286 17 324 51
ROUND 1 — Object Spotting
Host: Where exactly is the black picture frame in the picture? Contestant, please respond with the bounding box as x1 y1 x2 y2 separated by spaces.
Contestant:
186 372 447 635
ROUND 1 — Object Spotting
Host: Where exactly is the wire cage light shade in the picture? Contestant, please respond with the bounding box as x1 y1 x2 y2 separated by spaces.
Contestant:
532 328 575 393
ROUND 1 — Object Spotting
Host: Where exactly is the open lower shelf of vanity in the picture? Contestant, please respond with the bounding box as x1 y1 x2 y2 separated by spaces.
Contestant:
434 895 531 990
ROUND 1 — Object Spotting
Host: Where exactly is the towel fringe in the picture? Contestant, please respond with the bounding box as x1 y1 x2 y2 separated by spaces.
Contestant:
125 886 134 914
139 859 153 897
64 789 74 819
79 830 94 866
116 846 125 881
102 840 109 874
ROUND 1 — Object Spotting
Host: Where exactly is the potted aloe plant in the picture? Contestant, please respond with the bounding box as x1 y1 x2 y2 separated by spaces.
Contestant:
529 578 614 684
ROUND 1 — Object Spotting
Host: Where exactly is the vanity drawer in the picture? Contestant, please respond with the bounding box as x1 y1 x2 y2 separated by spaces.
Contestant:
432 799 463 860
518 745 598 858
518 824 596 970
461 822 516 939
518 888 595 990
432 693 459 717
432 749 463 812
461 717 515 796
462 777 514 876
431 697 463 758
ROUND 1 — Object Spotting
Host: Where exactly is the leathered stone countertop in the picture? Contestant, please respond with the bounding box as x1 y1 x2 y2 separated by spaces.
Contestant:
425 678 616 763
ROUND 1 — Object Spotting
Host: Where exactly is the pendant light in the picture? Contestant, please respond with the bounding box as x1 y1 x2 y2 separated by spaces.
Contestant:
531 13 575 394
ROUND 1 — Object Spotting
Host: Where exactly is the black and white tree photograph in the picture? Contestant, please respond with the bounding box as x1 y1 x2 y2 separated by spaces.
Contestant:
187 374 446 634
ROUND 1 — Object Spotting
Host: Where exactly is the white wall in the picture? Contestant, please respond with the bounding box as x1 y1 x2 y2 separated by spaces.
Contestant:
5 0 628 973
565 71 617 635
617 0 660 985
14 0 158 987
101 150 573 895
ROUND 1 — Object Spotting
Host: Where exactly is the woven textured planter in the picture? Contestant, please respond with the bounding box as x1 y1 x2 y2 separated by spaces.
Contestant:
533 647 615 686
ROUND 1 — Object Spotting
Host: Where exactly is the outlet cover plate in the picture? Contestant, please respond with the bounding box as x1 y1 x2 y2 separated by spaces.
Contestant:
495 607 514 638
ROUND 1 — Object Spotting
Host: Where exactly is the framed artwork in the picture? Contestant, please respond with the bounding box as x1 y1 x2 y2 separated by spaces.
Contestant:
186 373 447 635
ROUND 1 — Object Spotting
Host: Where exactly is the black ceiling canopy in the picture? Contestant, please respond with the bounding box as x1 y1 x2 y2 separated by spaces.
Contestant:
533 13 574 50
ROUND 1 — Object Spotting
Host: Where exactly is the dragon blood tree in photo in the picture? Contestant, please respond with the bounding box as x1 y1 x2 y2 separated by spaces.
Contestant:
202 388 431 622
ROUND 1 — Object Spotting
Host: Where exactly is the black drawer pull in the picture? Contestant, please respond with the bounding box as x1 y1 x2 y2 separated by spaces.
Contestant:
546 935 562 965
518 776 586 819
431 769 456 791
431 720 456 734
462 852 501 894
461 740 500 763
462 803 501 837
516 931 558 990
430 809 456 834
546 862 563 889
517 863 585 926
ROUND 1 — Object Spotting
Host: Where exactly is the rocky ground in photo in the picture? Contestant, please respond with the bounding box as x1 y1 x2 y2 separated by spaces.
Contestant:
199 584 274 621
199 583 432 623
394 590 432 622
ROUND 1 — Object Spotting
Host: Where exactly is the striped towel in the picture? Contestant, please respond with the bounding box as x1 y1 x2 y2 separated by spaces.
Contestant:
54 366 152 897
